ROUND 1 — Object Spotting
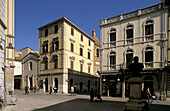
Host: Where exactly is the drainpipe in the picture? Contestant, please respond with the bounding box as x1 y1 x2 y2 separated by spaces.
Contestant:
4 36 6 106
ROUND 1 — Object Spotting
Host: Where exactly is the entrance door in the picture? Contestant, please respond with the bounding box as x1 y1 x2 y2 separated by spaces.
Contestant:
14 79 21 89
80 82 83 93
109 82 116 97
144 76 154 95
30 77 33 90
55 78 58 89
45 78 48 92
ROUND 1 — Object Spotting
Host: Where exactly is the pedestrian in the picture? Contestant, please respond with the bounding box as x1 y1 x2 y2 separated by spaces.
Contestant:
34 85 37 93
71 86 74 96
53 86 57 94
90 88 94 102
49 86 52 95
25 85 28 94
146 87 151 103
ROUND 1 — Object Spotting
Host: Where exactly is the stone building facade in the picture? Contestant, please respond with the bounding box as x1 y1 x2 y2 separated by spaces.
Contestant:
0 0 7 103
165 0 170 98
20 47 39 90
100 2 168 99
38 17 99 93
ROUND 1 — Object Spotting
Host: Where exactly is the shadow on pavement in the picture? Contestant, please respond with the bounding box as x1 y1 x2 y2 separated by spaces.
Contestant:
32 98 126 111
32 98 170 111
149 104 170 111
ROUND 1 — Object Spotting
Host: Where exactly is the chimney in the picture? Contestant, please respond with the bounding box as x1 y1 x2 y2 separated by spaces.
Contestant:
92 29 96 36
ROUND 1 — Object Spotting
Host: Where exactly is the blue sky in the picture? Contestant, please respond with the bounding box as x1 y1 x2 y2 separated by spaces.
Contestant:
15 0 161 51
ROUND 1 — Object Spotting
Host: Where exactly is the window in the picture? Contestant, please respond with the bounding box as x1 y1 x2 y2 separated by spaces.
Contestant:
29 62 32 70
54 25 58 33
126 49 133 68
88 52 90 59
70 60 74 70
9 43 12 47
110 52 116 70
52 38 59 51
80 48 83 56
43 41 48 53
88 40 91 46
53 55 58 69
81 35 83 41
71 27 74 36
45 29 48 37
145 46 154 67
44 57 48 70
88 65 91 73
126 24 134 44
71 43 74 52
110 28 116 46
145 20 154 41
96 48 99 57
80 63 83 72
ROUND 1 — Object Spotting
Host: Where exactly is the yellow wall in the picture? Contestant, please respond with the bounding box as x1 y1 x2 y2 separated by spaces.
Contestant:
64 22 94 74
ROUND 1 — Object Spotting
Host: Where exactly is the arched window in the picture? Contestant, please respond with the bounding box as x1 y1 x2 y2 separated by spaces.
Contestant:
109 28 116 46
109 51 116 70
125 24 134 44
125 49 133 68
96 48 99 57
53 55 58 69
144 46 154 67
43 57 48 70
29 62 32 70
144 19 154 41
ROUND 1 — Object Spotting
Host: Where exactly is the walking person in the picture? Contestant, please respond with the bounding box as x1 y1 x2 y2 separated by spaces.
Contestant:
53 86 57 94
34 85 37 93
146 87 152 103
71 86 74 96
90 88 94 102
49 86 52 95
25 85 28 94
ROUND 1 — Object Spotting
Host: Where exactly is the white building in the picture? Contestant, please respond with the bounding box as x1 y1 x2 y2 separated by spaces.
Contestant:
14 50 22 90
100 2 168 100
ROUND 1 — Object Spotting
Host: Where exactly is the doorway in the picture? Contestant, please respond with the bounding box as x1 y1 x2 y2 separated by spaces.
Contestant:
109 82 116 97
45 78 48 92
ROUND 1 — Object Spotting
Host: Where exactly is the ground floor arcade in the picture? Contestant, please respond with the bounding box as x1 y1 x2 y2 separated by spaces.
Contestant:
100 69 166 99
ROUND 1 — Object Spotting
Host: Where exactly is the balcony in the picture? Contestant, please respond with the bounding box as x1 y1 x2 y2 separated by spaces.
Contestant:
102 33 166 49
102 61 166 72
40 68 63 75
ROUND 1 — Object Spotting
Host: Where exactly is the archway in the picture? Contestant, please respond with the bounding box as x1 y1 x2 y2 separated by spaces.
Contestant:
54 78 58 89
29 77 33 90
45 78 48 92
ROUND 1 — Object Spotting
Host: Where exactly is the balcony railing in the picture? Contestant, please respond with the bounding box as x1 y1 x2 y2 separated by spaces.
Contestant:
102 61 166 72
40 68 63 75
100 4 161 26
103 33 166 49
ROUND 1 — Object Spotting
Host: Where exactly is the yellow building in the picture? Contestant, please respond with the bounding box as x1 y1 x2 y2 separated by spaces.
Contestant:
165 0 170 98
91 29 100 75
38 17 98 93
5 0 15 96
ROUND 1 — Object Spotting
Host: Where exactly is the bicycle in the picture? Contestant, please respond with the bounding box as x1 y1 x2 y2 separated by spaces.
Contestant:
0 98 4 111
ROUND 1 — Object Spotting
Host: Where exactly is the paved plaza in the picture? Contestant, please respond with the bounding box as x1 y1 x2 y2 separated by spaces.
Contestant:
3 90 170 111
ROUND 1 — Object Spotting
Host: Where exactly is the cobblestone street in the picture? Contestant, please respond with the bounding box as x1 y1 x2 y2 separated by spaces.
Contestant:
3 90 170 111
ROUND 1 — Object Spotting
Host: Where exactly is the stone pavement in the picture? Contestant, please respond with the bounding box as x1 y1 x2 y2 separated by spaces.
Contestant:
3 90 170 111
